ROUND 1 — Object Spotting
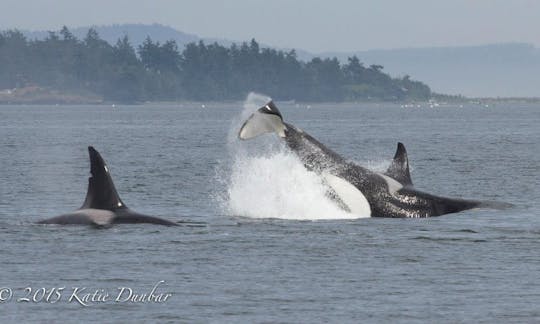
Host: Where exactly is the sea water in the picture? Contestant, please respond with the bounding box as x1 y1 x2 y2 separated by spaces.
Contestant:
0 99 539 322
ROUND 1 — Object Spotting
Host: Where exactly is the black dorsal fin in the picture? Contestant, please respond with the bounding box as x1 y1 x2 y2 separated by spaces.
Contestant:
385 142 413 186
81 146 127 210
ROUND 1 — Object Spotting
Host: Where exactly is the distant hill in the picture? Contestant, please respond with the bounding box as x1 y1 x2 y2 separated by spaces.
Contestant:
21 24 311 62
3 29 430 103
321 43 540 98
23 24 201 49
21 24 540 97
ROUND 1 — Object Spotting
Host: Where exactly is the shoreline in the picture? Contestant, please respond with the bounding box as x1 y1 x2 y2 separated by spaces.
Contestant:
2 98 540 106
2 87 540 106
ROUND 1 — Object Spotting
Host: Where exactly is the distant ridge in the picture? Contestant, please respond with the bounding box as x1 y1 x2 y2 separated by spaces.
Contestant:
19 24 540 97
23 23 200 48
21 24 310 61
323 43 540 97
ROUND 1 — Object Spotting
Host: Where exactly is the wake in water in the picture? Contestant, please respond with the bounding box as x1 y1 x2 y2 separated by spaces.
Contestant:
221 93 365 220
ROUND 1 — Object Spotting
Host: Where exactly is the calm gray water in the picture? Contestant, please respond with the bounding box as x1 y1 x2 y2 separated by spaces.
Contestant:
0 101 539 323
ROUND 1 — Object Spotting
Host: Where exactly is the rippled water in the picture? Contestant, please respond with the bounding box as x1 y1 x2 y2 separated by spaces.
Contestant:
0 101 539 322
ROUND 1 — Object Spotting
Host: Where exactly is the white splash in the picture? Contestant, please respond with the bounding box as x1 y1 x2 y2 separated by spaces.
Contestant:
222 93 367 220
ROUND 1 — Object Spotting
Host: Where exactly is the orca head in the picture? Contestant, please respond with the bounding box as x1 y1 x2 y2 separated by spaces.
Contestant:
81 146 126 210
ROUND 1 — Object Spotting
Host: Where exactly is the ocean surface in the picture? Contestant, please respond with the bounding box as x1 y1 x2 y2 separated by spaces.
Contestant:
0 98 539 322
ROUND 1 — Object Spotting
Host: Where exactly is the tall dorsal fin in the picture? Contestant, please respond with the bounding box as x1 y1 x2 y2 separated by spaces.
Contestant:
81 146 127 210
385 142 413 186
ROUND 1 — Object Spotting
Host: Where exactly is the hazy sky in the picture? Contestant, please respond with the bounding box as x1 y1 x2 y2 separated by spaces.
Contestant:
1 0 539 53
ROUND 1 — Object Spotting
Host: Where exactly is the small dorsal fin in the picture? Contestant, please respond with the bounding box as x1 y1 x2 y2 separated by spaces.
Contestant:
81 146 127 210
385 142 413 186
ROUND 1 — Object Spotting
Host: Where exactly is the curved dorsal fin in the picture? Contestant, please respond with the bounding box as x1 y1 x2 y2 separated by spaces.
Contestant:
385 142 413 186
81 146 127 210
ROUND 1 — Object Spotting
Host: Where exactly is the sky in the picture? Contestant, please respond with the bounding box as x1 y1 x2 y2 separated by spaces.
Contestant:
1 0 539 53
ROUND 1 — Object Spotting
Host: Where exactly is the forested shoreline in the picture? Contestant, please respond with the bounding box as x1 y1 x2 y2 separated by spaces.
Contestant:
0 26 432 103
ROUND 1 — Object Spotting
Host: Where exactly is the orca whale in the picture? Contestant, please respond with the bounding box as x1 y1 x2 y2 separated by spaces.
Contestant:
37 146 178 227
238 100 503 218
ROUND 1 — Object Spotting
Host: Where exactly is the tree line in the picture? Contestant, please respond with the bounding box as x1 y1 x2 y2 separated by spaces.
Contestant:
0 27 432 102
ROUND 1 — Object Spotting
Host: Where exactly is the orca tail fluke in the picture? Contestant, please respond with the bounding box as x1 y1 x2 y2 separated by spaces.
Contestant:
238 100 287 140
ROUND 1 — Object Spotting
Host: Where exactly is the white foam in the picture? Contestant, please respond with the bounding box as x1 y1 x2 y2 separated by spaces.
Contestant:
221 93 366 220
226 151 363 220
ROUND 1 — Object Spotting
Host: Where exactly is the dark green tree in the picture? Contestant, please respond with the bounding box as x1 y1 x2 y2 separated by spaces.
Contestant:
0 27 433 103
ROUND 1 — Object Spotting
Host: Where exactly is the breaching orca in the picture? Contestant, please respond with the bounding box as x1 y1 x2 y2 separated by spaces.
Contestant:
238 101 506 218
37 146 178 227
